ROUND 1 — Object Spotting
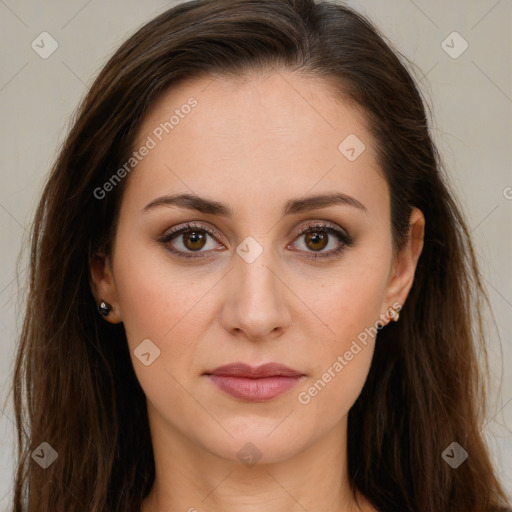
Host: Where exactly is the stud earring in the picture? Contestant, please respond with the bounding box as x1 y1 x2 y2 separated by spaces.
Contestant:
97 300 113 317
391 307 400 322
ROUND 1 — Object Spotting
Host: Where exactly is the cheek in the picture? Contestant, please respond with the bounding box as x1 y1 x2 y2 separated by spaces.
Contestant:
310 241 392 343
111 255 209 427
112 225 213 344
289 304 381 448
111 234 223 393
294 247 391 419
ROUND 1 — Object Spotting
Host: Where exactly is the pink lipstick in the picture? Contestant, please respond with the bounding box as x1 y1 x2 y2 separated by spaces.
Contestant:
204 362 305 402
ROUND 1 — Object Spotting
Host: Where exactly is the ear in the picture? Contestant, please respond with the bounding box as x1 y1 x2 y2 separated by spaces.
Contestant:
382 207 425 321
89 252 123 324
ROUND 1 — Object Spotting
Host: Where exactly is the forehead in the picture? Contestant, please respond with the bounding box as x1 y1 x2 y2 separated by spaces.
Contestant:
137 70 371 151
126 70 387 219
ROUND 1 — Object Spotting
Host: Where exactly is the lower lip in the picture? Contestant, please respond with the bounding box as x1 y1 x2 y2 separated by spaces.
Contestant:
206 375 304 402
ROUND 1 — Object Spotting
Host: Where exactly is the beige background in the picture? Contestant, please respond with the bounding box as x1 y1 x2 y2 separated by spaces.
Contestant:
0 0 510 506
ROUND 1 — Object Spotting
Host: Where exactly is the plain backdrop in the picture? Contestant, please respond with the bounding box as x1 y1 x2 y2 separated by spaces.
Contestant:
0 0 510 507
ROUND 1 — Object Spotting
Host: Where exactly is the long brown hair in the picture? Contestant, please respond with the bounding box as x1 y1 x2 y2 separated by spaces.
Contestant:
11 1 511 511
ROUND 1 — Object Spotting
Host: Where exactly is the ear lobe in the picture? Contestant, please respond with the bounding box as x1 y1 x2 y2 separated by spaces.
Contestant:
89 253 123 323
383 207 425 311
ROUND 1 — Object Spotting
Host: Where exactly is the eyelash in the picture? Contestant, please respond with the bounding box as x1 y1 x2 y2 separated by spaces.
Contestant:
158 221 353 261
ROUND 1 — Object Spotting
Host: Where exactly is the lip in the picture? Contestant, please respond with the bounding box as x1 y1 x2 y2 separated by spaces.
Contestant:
204 362 305 402
206 362 304 378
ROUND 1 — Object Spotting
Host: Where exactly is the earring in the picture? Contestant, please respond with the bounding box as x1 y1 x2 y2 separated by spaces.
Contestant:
391 307 400 322
97 300 112 317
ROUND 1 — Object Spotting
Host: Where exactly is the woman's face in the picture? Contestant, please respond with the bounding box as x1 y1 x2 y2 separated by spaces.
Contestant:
92 70 422 465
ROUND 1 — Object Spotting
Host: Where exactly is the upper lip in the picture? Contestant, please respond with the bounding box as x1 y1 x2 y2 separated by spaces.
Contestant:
204 362 304 378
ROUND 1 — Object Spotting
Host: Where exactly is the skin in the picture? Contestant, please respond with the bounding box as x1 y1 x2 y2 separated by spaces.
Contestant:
90 69 424 512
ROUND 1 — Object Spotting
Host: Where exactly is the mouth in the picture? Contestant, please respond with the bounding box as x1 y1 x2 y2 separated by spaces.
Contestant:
203 362 306 402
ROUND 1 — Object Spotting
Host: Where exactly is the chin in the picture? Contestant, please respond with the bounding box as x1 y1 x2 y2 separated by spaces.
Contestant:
195 417 312 466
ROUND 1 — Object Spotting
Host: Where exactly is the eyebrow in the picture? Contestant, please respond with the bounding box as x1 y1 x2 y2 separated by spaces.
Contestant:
142 192 367 216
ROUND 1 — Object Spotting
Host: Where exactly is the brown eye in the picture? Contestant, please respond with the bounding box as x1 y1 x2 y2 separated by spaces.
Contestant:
159 221 353 261
182 230 208 251
291 223 354 260
303 231 329 251
159 222 224 259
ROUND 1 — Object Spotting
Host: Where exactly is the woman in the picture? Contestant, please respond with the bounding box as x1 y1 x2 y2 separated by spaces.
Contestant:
12 0 511 511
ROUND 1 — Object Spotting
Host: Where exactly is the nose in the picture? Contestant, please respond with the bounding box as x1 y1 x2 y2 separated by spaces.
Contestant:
220 249 292 342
